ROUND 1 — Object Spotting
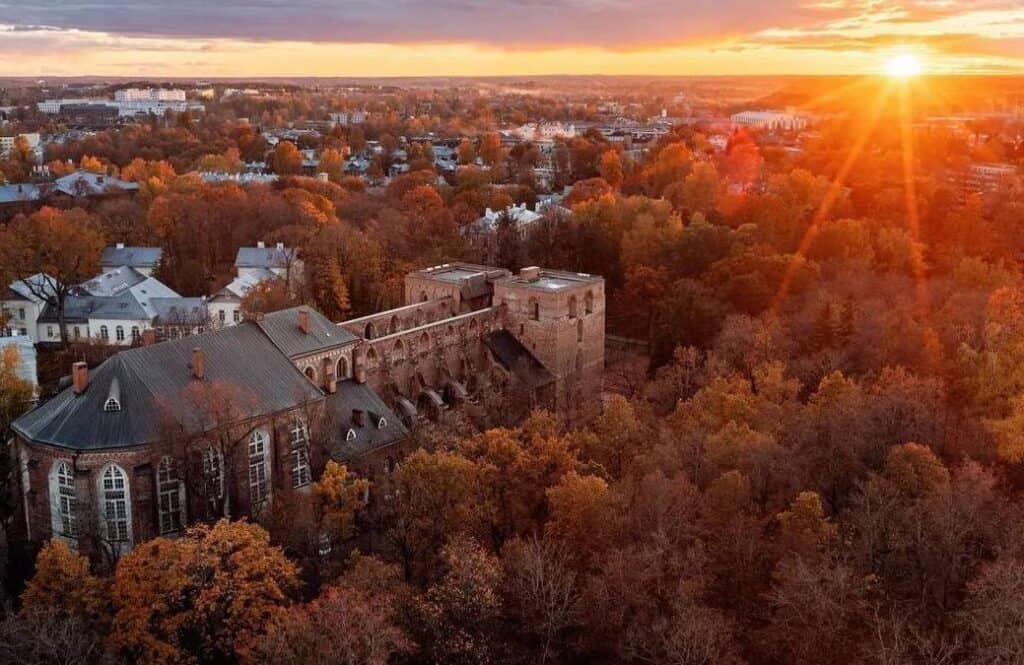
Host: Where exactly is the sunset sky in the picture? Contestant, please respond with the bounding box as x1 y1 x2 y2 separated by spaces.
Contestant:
2 1 1023 77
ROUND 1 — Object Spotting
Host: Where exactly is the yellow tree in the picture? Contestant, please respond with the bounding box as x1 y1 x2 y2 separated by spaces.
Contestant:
313 461 369 544
21 540 108 624
599 149 624 190
108 520 299 665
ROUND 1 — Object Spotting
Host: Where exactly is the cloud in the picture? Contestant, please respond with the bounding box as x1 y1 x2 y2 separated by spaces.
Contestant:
0 1 1023 75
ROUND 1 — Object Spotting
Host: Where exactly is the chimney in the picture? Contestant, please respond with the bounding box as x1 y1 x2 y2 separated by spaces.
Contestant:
192 347 205 380
519 266 541 282
325 371 338 394
72 362 89 394
298 309 310 334
141 328 156 346
276 242 284 250
116 242 125 249
316 172 329 182
257 241 265 249
355 366 367 384
352 409 366 427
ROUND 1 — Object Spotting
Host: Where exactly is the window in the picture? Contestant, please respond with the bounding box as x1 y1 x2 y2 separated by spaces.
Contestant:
304 366 316 382
17 308 25 320
115 326 125 341
51 461 77 538
73 327 80 339
218 309 226 323
157 457 184 535
232 310 241 323
203 447 224 500
131 326 140 342
346 428 357 442
248 430 270 508
377 416 387 429
103 397 121 412
336 356 348 379
99 325 109 340
47 326 54 339
100 465 131 543
585 290 594 314
531 301 540 321
290 419 311 488
18 328 27 336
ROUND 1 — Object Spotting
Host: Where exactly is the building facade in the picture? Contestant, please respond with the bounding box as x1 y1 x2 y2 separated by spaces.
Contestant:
11 262 605 553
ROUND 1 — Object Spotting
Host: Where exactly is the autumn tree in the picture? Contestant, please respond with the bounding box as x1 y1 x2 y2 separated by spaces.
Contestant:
108 520 299 665
272 141 304 175
0 207 105 345
599 149 624 190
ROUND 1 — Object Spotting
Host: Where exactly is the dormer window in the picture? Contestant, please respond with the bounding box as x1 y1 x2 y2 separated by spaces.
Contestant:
377 417 387 429
346 428 357 442
104 378 121 412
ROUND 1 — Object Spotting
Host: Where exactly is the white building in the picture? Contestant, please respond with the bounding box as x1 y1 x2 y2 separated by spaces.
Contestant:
514 122 579 141
2 274 56 343
731 110 808 132
0 133 41 157
114 88 186 102
208 242 302 328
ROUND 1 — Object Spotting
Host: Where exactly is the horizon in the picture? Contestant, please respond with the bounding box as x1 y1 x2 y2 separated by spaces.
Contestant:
3 1 1024 77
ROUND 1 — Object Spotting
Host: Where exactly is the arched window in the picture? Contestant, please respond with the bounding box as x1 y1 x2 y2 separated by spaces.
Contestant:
419 332 430 356
420 291 428 302
577 319 584 343
49 461 77 539
585 290 594 314
131 326 140 342
115 325 125 342
366 346 379 370
336 355 349 380
389 315 400 334
392 340 405 362
104 397 121 412
203 447 224 501
157 457 184 535
346 428 357 442
304 366 317 382
530 300 540 321
290 419 311 489
568 295 578 318
99 325 109 340
248 430 270 509
364 322 377 340
100 464 131 544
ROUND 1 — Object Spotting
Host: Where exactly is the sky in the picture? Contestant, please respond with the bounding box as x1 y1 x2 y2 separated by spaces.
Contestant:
1 1 1023 77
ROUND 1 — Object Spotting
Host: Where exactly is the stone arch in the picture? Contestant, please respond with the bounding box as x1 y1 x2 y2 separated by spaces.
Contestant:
420 290 429 302
364 321 378 340
414 309 425 327
419 332 430 355
389 314 401 334
366 346 379 370
392 339 406 362
336 355 349 380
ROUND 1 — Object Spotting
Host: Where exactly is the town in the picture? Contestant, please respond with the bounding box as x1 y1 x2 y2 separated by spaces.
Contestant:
2 63 1024 665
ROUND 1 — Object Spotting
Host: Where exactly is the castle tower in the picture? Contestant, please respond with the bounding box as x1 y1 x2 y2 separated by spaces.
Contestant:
494 267 605 419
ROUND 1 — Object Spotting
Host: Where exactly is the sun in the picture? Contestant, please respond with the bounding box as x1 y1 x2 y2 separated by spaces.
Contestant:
884 53 923 78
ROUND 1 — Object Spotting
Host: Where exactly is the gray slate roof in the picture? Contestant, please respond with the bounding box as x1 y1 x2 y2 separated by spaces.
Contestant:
257 307 357 359
326 380 408 460
13 322 323 450
235 246 296 269
100 246 163 269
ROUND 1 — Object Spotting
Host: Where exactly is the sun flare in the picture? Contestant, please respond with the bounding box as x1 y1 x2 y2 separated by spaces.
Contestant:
884 53 923 78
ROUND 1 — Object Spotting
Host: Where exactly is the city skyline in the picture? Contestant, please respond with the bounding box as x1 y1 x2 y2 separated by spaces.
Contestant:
2 1 1024 77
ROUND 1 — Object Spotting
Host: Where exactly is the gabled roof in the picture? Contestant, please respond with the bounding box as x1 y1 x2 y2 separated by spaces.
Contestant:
0 183 43 204
46 271 182 322
235 246 297 270
326 380 408 460
257 307 357 359
54 171 138 197
215 269 278 300
79 266 147 297
13 322 324 450
100 246 163 269
5 274 57 304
